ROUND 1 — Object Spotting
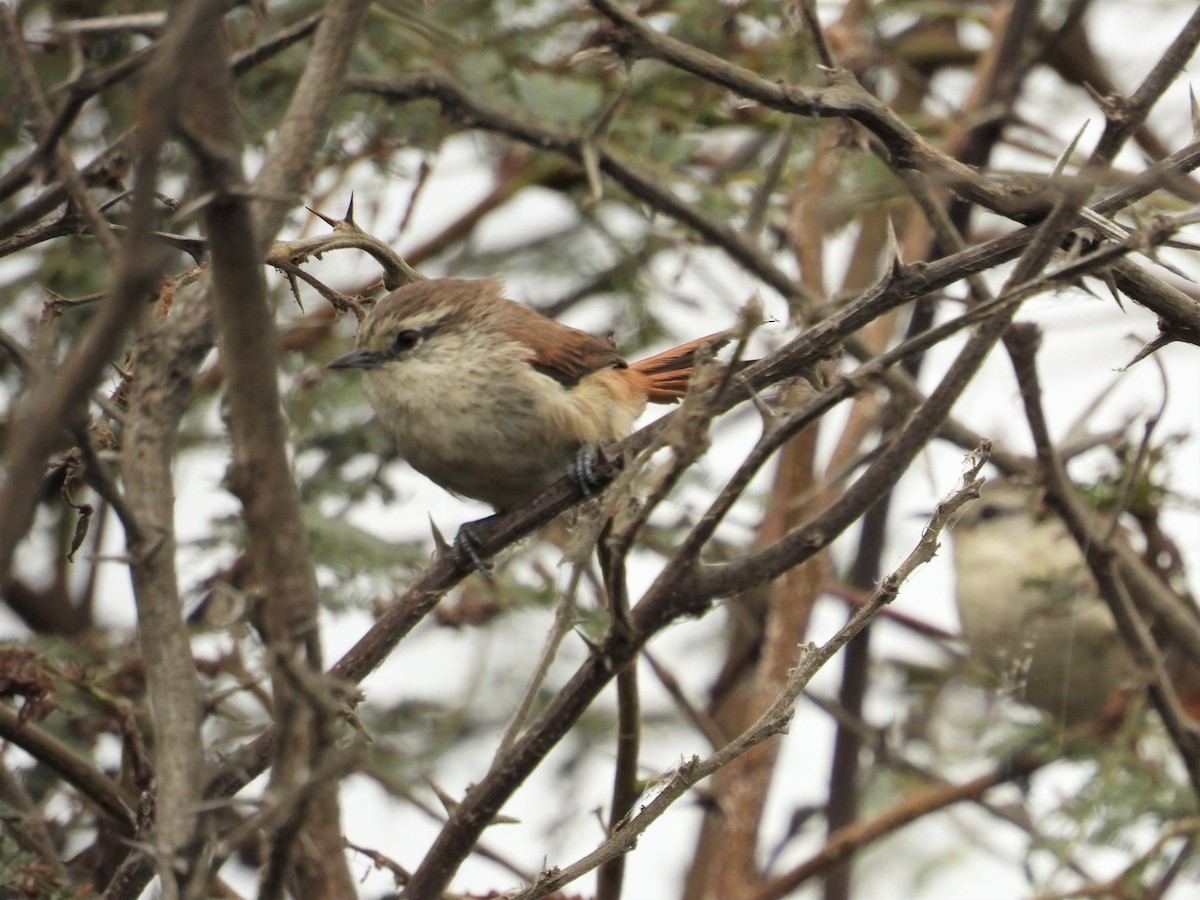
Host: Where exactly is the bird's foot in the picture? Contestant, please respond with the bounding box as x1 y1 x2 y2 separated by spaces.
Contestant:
569 444 607 498
453 516 497 577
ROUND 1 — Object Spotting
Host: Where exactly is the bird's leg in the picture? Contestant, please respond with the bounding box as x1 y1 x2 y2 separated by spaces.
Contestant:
569 444 607 498
454 446 611 574
453 515 499 577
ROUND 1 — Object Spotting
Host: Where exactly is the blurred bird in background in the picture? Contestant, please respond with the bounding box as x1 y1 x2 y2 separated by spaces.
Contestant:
951 480 1199 729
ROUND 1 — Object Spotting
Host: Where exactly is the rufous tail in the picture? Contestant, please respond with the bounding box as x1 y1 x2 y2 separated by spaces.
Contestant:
629 332 730 403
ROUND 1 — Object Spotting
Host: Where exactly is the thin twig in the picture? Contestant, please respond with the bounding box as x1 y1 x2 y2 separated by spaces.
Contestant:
513 460 989 899
491 565 584 759
0 703 137 833
0 6 121 260
1005 325 1200 804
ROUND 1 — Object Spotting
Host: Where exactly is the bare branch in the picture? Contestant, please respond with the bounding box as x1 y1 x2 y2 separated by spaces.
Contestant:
515 461 988 899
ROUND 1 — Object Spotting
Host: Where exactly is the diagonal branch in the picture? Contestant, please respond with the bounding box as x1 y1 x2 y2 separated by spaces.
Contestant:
513 464 988 899
1005 324 1200 803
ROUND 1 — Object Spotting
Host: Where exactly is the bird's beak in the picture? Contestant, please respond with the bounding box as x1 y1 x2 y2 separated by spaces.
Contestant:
327 349 381 370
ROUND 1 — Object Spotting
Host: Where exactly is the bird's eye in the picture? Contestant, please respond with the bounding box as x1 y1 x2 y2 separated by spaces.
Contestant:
392 329 422 353
977 504 1002 521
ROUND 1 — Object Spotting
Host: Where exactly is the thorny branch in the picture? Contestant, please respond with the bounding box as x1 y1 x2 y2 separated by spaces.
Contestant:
3 3 1199 898
515 457 989 898
1006 324 1200 803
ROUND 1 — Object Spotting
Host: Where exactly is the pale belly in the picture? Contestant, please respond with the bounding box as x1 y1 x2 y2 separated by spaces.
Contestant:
954 530 1132 725
363 360 642 511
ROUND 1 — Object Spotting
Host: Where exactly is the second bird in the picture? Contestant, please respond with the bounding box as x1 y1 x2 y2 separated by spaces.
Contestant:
951 482 1133 726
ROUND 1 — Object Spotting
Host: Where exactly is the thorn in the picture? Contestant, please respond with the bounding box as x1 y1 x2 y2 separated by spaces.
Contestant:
425 779 459 815
1081 81 1108 108
1120 333 1171 370
1191 86 1200 140
575 627 602 652
429 517 450 554
345 194 357 227
568 45 612 66
1131 213 1191 279
1075 277 1103 301
1053 120 1089 178
747 384 777 426
1100 269 1125 310
1144 248 1191 281
885 215 905 278
307 206 339 229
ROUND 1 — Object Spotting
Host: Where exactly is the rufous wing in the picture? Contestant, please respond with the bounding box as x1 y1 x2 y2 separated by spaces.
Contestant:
499 300 628 386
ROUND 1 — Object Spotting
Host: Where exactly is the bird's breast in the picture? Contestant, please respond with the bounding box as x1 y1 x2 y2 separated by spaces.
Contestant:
362 349 645 510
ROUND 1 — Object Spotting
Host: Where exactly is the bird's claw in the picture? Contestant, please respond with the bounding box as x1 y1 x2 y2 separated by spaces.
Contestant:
453 521 494 578
570 444 606 498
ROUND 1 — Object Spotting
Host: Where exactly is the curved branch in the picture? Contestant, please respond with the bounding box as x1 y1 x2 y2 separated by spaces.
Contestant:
0 704 137 834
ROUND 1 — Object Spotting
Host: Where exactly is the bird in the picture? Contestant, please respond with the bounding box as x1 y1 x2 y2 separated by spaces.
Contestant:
950 481 1136 726
327 276 726 567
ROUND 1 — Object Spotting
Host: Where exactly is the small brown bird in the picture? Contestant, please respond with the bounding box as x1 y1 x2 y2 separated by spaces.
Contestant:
328 277 725 565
